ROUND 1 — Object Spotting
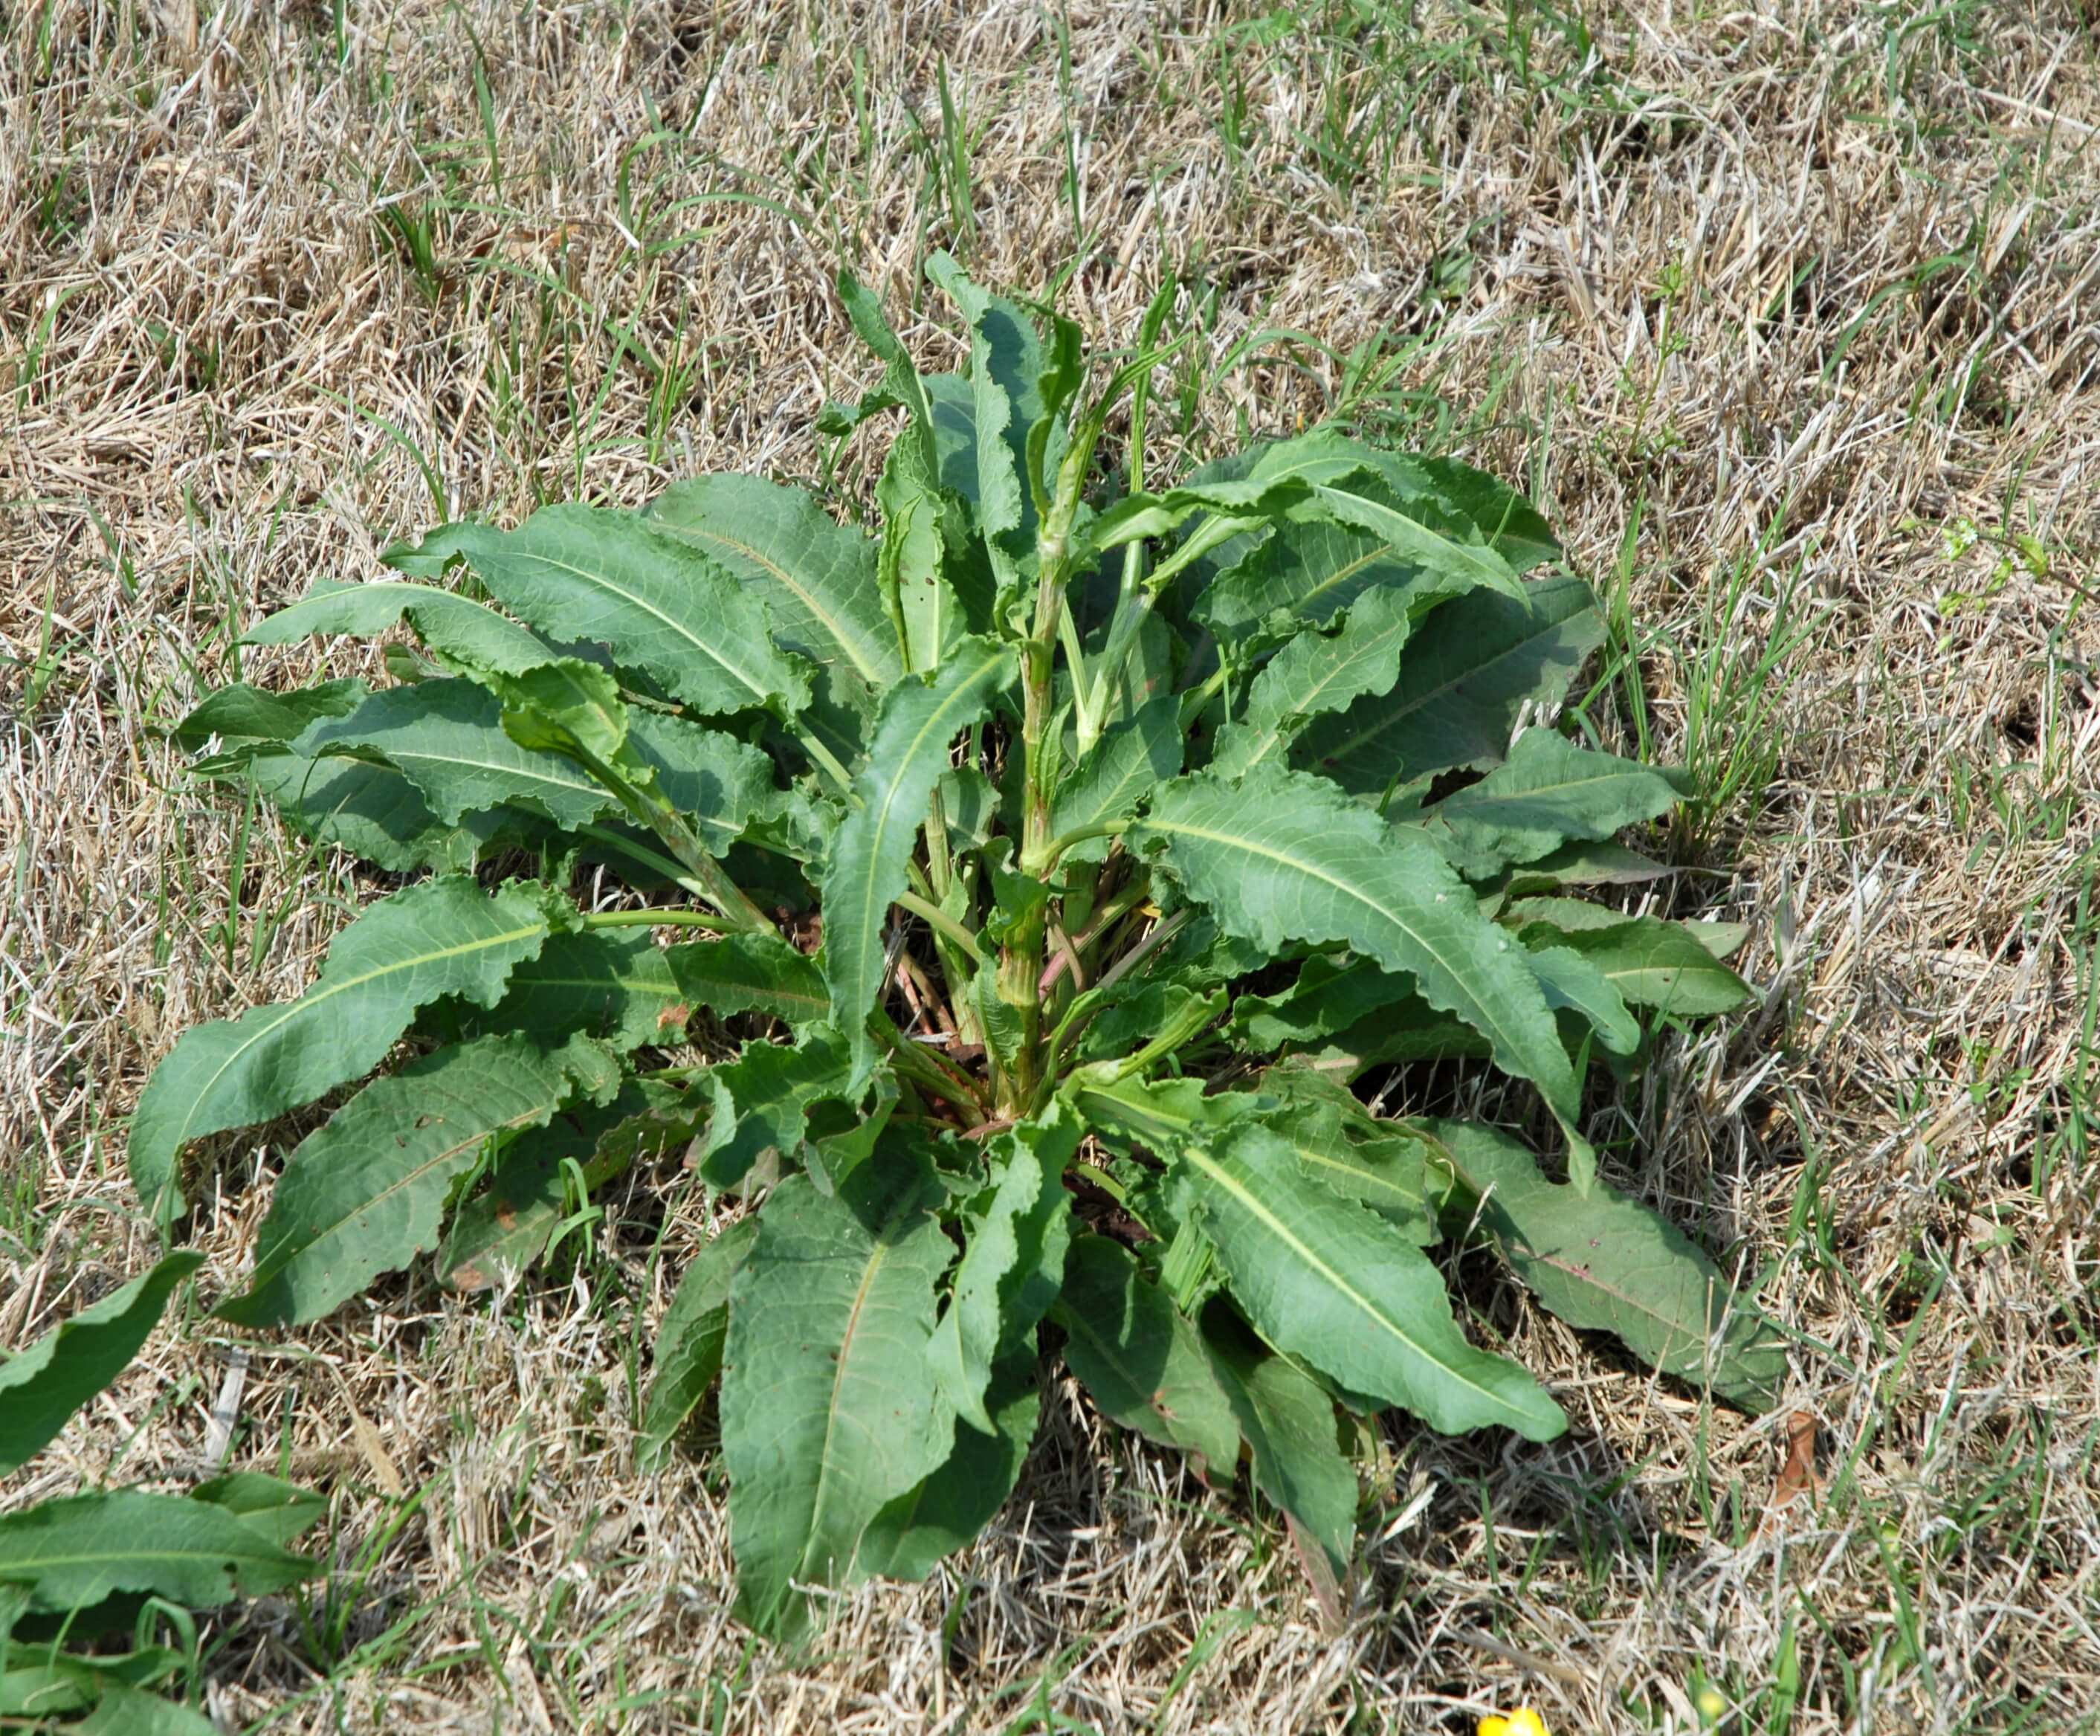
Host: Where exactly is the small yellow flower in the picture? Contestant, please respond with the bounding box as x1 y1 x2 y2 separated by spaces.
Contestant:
1695 1683 1728 1720
1478 1711 1549 1736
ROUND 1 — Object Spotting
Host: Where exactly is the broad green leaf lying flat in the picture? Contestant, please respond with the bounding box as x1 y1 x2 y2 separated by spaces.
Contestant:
233 744 522 873
1056 1237 1240 1482
187 1472 327 1549
1412 729 1690 878
1292 573 1603 794
1175 1124 1565 1440
1517 916 1755 1016
1136 763 1577 1119
1202 1314 1357 1585
0 1252 202 1477
130 876 562 1222
721 1150 956 1636
243 578 553 677
1429 1120 1786 1408
170 678 368 751
639 1217 759 1470
821 637 1014 1082
215 1030 621 1327
0 1490 314 1613
401 507 813 720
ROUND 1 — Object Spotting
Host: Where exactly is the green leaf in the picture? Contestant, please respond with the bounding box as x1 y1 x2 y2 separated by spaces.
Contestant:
1526 945 1641 1054
1247 1070 1438 1242
1291 573 1603 795
697 1025 854 1188
721 1148 957 1634
1052 1236 1240 1482
1213 581 1459 778
1201 1311 1356 1584
1515 914 1754 1015
1134 764 1578 1120
0 1490 314 1613
668 932 829 1025
821 638 1015 1082
1302 474 1526 602
214 1030 621 1327
400 507 813 720
853 1343 1038 1584
1416 454 1562 571
170 678 368 751
467 927 689 1049
925 255 1038 597
243 578 553 676
1413 730 1690 878
78 1683 222 1736
0 1253 203 1477
1173 1123 1566 1439
0 1648 193 1721
647 474 901 691
1050 691 1183 862
1428 1120 1785 1409
188 1473 326 1548
1198 514 1437 646
130 875 563 1222
294 680 613 828
639 1217 760 1469
925 1106 1078 1434
1228 953 1414 1051
230 743 525 873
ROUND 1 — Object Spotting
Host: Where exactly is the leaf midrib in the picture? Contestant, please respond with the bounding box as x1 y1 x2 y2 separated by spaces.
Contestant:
657 520 890 688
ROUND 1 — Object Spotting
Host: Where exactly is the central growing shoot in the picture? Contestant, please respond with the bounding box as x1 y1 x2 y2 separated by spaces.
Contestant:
143 258 1782 1635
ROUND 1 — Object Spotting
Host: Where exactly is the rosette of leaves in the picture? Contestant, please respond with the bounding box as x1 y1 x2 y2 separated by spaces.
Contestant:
143 256 1782 1636
0 1255 320 1729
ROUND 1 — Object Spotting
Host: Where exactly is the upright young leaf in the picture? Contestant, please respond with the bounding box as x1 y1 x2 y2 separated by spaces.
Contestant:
214 1030 621 1328
0 1253 203 1477
1413 729 1690 878
925 254 1039 595
130 876 563 1222
720 1149 957 1634
646 474 901 691
1175 1124 1566 1439
294 680 614 829
1292 574 1603 795
1053 1236 1241 1482
1202 1312 1357 1584
925 1106 1078 1434
639 1216 760 1469
1134 764 1578 1120
0 1491 314 1614
243 579 553 677
821 638 1015 1082
1428 1120 1785 1409
1050 691 1183 862
395 508 813 720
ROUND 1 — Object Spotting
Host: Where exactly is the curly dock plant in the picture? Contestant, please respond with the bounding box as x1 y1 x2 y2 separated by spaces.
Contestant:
143 258 1781 1634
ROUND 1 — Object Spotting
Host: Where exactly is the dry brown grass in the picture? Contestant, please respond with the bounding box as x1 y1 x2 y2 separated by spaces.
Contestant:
6 1 2100 1730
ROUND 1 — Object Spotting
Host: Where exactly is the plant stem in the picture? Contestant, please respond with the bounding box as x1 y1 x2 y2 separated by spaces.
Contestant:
895 886 981 955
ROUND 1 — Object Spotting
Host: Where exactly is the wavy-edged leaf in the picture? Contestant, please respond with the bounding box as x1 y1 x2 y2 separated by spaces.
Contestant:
697 1025 853 1188
1175 1123 1565 1439
1050 691 1182 863
78 1682 222 1735
398 507 812 720
0 1648 192 1722
1416 455 1561 571
822 637 1015 1082
0 1253 203 1477
1302 476 1525 601
639 1216 760 1469
1500 840 1676 896
1053 1236 1240 1482
170 679 368 752
229 743 524 873
1247 1067 1438 1241
925 254 1038 598
1198 515 1435 647
1134 763 1577 1119
215 1030 621 1327
1526 945 1640 1054
926 1106 1077 1434
855 1343 1038 1583
187 1473 326 1549
721 1148 956 1634
1516 916 1754 1016
1292 574 1603 794
0 1490 314 1613
647 474 900 691
243 578 552 676
1214 581 1453 778
295 679 613 828
670 932 828 1025
1201 1309 1356 1585
1428 1120 1784 1409
130 876 563 1222
1412 729 1690 878
1228 953 1414 1051
626 713 786 852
